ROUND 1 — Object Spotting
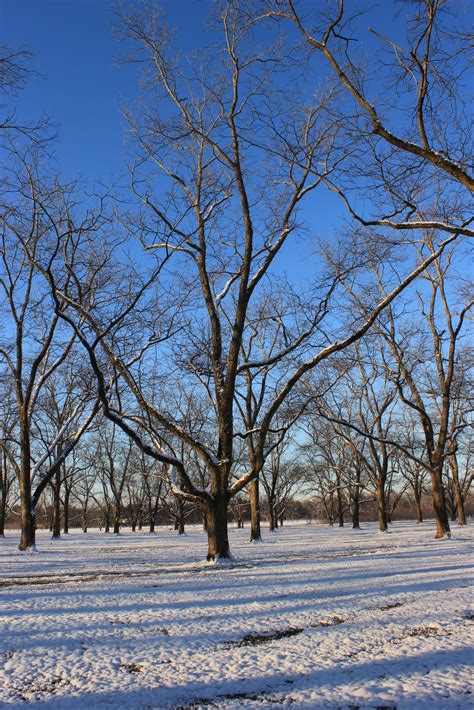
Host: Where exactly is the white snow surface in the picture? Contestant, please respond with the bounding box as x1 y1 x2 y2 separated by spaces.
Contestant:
0 521 473 709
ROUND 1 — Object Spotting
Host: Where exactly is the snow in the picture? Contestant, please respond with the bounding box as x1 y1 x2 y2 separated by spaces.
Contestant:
0 521 473 709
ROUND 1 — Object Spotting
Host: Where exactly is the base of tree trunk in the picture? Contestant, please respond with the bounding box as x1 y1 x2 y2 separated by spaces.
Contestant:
205 497 231 561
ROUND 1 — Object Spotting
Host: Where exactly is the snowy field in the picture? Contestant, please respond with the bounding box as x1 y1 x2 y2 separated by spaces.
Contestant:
0 521 473 709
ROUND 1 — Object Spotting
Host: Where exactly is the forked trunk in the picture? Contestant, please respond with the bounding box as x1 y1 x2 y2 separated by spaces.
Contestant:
248 476 261 541
205 495 230 561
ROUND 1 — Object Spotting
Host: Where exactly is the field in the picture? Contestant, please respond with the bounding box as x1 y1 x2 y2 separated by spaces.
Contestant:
0 521 473 709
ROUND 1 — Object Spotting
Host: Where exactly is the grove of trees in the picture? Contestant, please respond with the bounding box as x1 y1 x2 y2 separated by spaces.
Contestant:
0 0 472 558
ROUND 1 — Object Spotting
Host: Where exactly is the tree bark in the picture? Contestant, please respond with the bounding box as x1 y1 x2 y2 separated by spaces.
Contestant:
51 468 61 538
376 479 388 532
336 480 344 527
415 492 423 524
205 495 230 560
248 476 261 541
19 427 35 550
450 457 466 526
63 486 70 534
269 501 277 532
430 465 451 538
352 492 360 529
113 504 120 534
0 454 6 536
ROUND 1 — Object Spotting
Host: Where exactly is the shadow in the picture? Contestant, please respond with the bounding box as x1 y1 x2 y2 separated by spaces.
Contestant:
2 646 472 709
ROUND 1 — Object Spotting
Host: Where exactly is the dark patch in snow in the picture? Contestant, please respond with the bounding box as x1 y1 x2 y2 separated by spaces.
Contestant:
16 676 71 702
226 626 304 647
406 626 439 637
377 602 404 611
177 689 293 708
120 662 143 674
311 616 346 627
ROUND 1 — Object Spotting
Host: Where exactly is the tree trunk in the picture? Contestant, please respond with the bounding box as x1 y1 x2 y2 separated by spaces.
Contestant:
176 498 185 535
336 481 344 527
352 496 360 529
113 504 120 534
430 465 451 538
352 469 361 529
415 490 423 524
450 457 466 526
19 430 35 550
0 454 6 536
268 500 277 531
205 495 230 561
51 468 61 539
248 476 261 541
63 487 70 534
376 479 388 532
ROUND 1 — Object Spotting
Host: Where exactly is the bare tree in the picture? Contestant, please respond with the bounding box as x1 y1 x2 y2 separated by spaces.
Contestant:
35 1 468 561
269 1 473 204
0 153 102 549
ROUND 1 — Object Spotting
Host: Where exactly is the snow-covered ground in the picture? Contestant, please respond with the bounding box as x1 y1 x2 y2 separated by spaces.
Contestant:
0 521 473 709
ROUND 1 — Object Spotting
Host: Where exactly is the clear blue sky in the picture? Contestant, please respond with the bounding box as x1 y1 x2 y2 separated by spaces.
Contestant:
1 0 338 279
1 0 206 182
3 1 469 281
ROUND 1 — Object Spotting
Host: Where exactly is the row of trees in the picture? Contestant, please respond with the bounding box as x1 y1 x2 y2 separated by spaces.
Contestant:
2 394 471 539
0 0 472 558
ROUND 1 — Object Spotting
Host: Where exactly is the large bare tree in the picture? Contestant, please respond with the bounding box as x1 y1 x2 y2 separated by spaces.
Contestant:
30 1 468 560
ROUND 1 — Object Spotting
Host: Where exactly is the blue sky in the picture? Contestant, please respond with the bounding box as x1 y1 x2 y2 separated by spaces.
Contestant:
3 1 470 283
1 0 227 182
1 0 338 280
